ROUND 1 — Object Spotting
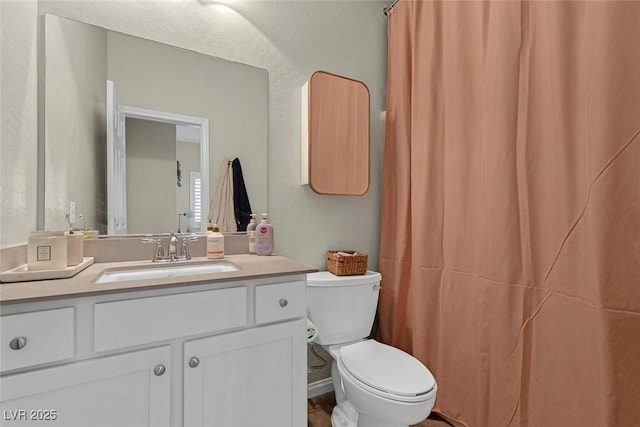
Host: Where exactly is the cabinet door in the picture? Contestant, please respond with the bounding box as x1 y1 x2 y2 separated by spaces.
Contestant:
302 71 370 195
0 346 170 427
184 320 306 427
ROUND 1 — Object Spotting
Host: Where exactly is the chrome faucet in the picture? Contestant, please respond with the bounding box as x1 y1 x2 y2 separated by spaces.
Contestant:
142 233 200 262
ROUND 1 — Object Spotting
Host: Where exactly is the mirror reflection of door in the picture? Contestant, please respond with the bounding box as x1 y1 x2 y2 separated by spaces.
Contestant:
106 80 128 235
124 120 202 235
177 125 203 233
107 80 207 234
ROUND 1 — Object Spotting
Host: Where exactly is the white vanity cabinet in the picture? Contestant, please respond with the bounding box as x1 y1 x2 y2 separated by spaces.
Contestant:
184 320 306 427
184 280 307 427
0 275 307 427
0 346 171 427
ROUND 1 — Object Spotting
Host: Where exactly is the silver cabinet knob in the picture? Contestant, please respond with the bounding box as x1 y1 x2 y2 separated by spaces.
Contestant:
279 298 288 308
154 364 166 376
188 357 200 368
9 337 27 351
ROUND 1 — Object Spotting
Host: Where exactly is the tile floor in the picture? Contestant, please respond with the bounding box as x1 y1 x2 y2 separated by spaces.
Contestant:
308 392 455 427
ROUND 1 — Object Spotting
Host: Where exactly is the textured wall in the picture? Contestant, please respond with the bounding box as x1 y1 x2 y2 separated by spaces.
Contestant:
0 1 39 247
3 0 387 270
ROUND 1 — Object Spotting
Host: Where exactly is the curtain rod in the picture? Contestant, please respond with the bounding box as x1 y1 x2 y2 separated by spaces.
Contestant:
383 0 399 16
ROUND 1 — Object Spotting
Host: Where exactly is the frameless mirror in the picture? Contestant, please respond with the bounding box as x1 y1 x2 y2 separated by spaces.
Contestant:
42 14 268 235
301 71 370 195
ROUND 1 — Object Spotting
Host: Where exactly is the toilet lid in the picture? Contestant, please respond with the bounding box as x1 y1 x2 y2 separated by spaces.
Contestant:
340 340 435 397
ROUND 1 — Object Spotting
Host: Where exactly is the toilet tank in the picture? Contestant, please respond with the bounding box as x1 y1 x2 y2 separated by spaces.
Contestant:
306 271 381 346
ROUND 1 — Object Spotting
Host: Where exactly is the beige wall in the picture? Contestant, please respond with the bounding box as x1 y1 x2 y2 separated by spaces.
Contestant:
1 0 387 271
126 119 176 234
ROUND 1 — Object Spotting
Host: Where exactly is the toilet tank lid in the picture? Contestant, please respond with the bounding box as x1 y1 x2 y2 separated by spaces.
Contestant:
307 271 381 287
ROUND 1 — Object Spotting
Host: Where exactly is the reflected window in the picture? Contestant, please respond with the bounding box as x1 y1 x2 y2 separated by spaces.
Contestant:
190 172 202 230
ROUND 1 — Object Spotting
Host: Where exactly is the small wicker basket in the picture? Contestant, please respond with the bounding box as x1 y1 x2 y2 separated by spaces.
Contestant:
325 250 368 276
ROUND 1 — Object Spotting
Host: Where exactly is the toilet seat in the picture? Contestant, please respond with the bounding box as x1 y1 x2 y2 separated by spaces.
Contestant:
337 340 436 403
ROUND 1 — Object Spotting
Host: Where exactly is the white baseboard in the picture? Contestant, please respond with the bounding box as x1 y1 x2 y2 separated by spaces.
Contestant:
307 377 334 399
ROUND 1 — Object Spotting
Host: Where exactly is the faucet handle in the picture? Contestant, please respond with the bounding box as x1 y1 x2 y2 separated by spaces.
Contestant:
179 237 200 260
142 238 165 262
168 233 178 257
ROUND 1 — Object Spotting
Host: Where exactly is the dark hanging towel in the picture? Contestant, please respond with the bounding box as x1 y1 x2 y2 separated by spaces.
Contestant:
231 158 253 232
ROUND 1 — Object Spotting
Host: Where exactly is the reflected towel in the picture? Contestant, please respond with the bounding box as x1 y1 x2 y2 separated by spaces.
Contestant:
208 157 237 232
232 158 252 232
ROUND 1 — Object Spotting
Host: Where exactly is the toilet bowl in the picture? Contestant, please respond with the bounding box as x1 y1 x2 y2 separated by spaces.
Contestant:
329 340 436 427
306 271 438 427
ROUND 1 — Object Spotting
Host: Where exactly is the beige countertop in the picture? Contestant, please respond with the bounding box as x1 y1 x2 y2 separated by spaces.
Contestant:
0 255 318 306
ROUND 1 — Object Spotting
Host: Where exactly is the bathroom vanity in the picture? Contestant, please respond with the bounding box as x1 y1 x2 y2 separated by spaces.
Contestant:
0 255 316 427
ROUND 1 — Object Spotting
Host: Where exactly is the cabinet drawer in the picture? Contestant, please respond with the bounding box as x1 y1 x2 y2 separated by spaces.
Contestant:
255 281 305 324
1 308 74 373
94 287 247 352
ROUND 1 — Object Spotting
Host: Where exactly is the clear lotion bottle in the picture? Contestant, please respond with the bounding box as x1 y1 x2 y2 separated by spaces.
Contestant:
246 213 257 254
255 213 274 256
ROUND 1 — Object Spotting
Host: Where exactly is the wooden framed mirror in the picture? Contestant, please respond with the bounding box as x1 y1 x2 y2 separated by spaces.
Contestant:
301 71 370 195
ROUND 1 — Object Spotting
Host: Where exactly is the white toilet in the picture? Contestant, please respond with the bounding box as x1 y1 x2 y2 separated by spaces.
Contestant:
307 271 437 427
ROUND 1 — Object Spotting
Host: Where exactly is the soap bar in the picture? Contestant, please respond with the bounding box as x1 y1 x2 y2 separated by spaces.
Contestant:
27 231 67 271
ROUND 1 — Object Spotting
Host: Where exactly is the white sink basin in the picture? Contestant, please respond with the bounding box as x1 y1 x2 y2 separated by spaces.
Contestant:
95 261 239 284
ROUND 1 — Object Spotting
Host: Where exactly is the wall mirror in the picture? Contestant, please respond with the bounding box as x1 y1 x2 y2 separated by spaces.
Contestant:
301 71 370 195
42 14 268 235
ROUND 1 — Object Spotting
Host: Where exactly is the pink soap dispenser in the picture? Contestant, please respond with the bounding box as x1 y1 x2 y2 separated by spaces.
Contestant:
255 213 274 256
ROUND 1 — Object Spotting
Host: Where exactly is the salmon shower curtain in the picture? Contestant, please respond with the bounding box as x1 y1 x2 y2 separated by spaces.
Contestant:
378 1 640 426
